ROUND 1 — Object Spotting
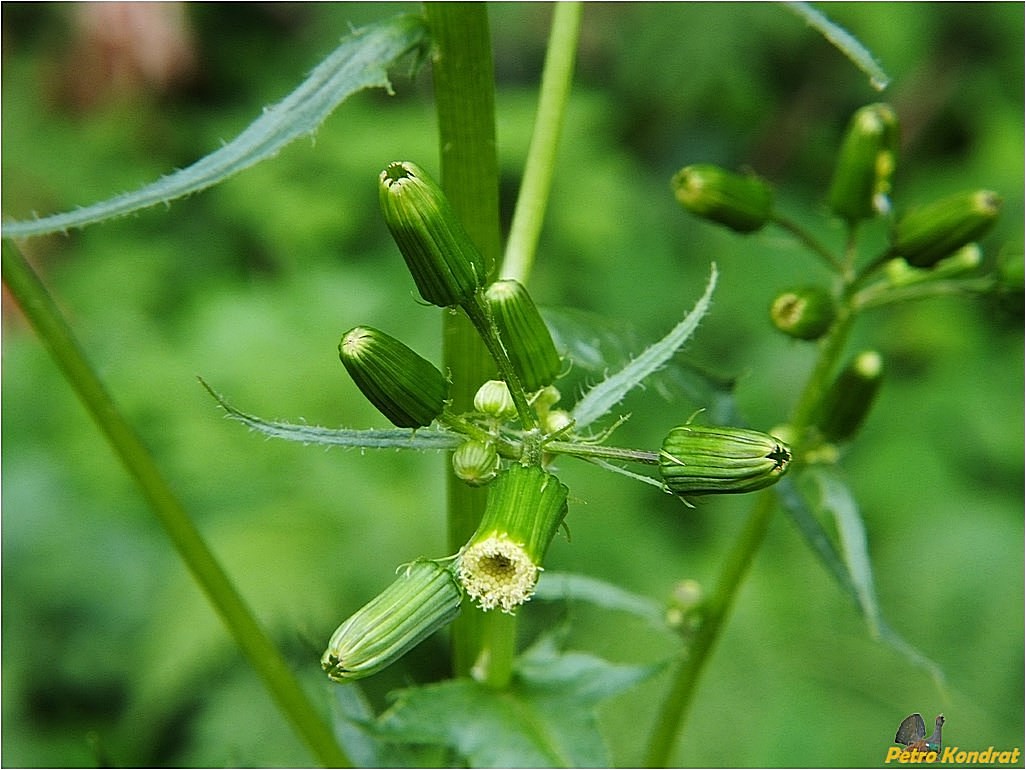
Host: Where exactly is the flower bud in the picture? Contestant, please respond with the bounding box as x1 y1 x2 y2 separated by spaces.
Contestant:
473 379 516 420
828 103 899 223
321 560 462 682
769 286 837 340
671 164 774 233
892 190 1001 268
484 280 562 392
456 465 569 613
452 440 501 487
379 161 489 307
339 326 448 428
815 350 883 443
659 425 791 496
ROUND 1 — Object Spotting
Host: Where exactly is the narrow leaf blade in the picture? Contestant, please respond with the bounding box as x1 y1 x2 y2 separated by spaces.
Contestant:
3 14 428 239
201 378 461 451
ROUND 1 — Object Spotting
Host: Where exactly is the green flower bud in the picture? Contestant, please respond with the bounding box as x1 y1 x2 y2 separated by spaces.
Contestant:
379 161 489 307
339 326 448 428
671 164 774 233
815 350 883 443
659 425 791 496
452 440 501 487
892 190 1001 268
456 465 569 613
543 409 573 435
322 560 462 682
770 286 837 340
473 379 516 420
484 280 562 392
828 103 900 223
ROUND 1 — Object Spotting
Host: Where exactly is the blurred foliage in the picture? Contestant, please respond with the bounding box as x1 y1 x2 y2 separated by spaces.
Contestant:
2 3 1022 767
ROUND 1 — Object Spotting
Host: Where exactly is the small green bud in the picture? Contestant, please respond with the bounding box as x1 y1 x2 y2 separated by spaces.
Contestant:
892 190 1001 268
815 350 883 443
543 409 573 435
339 326 448 428
452 440 501 487
484 280 562 392
671 164 774 233
456 465 569 613
379 161 489 307
659 425 791 496
473 379 516 420
770 286 837 340
321 560 462 682
828 103 900 223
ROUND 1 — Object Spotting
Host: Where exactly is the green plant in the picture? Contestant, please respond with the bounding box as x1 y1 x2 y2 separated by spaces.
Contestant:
3 4 1021 767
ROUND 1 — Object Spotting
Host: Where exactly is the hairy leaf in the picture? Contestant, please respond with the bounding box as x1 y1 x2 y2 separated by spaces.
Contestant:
2 14 428 239
570 263 718 430
201 378 461 451
784 2 890 90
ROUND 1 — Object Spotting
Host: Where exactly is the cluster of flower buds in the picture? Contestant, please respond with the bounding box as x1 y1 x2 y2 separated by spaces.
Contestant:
659 425 791 496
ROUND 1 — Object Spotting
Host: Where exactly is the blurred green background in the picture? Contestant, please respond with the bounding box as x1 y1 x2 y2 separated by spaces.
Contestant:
3 3 1022 767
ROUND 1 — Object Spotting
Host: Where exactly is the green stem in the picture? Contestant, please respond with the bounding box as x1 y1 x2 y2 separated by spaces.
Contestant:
425 2 517 687
771 212 845 274
544 440 660 465
645 241 860 765
501 2 583 284
1 243 349 768
643 490 777 767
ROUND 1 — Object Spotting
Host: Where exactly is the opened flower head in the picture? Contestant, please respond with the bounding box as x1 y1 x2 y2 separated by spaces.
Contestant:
457 533 539 613
454 465 569 614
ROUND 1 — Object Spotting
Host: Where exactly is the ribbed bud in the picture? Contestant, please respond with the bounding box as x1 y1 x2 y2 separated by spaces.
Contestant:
770 286 837 340
339 326 448 428
321 560 462 682
452 440 501 487
815 350 883 443
484 280 562 392
828 103 900 223
473 379 516 420
659 425 791 496
671 164 774 233
379 161 489 307
892 190 1002 268
456 465 569 613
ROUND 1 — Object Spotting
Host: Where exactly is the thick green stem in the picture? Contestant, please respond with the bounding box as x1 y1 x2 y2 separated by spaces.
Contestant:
1 243 350 768
643 491 777 767
501 2 582 283
425 2 517 687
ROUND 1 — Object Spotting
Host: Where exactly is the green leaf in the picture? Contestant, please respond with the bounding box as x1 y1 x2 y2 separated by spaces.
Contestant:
783 2 890 90
533 571 667 632
371 635 663 768
775 472 947 688
570 263 718 430
201 378 461 451
2 14 428 239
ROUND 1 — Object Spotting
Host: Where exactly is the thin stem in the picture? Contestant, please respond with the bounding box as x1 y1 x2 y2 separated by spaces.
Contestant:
425 2 518 687
643 490 777 767
1 243 350 768
771 212 846 274
544 440 660 465
501 2 583 284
